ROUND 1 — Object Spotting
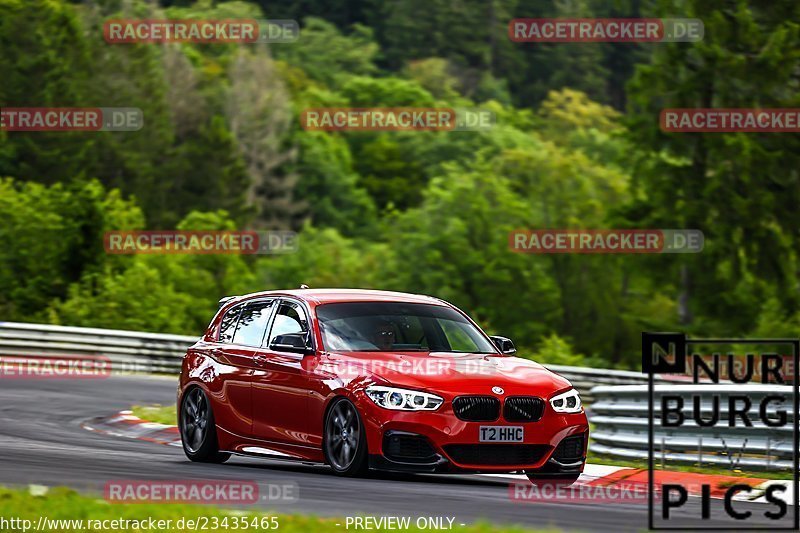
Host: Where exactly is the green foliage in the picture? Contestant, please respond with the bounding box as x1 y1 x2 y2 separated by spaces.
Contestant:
340 76 436 107
272 17 379 88
2 0 797 370
626 0 800 335
254 225 392 290
292 131 377 235
131 404 176 425
0 0 98 181
752 297 800 338
0 0 260 228
0 178 143 322
527 334 585 367
49 260 203 333
404 58 461 101
385 162 561 348
49 210 255 335
166 116 252 226
350 133 429 210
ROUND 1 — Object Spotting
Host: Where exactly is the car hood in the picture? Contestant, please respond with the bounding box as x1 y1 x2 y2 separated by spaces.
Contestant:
322 351 572 397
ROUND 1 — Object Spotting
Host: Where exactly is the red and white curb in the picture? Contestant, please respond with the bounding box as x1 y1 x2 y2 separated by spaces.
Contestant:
82 410 181 447
84 410 794 506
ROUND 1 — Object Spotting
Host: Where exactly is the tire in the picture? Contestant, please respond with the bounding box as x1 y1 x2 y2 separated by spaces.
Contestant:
323 398 368 476
179 387 230 464
526 473 580 487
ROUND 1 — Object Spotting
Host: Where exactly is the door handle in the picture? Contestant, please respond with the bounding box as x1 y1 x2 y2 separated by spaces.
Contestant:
254 355 267 366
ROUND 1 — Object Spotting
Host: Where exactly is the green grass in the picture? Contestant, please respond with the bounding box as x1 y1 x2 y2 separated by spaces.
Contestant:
0 486 559 532
131 404 177 425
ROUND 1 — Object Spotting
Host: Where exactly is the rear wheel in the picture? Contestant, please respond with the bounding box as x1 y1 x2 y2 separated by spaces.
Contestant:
180 387 230 463
323 398 368 476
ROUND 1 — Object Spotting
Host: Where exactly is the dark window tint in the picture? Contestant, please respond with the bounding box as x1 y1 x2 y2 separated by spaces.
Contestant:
232 300 275 347
218 305 242 343
316 302 496 353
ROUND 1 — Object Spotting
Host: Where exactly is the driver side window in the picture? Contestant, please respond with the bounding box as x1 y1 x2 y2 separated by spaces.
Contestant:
267 301 309 346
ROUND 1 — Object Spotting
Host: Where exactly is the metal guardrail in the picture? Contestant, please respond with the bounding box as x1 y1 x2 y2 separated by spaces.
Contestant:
591 384 795 470
0 322 647 398
0 321 196 373
545 365 662 402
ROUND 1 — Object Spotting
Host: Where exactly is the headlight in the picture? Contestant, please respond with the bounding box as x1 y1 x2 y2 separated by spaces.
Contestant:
365 386 444 411
550 388 582 413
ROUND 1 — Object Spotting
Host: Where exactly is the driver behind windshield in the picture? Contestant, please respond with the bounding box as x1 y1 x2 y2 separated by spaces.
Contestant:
371 320 397 351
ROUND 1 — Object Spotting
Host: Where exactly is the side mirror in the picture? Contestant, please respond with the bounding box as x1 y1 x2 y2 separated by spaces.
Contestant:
270 333 315 355
489 335 516 355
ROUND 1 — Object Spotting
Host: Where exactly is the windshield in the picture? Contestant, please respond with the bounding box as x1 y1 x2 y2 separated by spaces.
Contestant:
316 302 497 353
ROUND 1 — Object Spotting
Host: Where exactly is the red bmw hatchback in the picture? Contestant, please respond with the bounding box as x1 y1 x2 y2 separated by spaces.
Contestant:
179 289 589 483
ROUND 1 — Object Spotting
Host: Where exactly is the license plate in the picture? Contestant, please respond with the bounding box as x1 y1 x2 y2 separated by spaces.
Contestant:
479 426 524 442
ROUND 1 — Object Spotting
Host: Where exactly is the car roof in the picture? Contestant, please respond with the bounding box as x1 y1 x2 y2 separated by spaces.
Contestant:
235 288 449 306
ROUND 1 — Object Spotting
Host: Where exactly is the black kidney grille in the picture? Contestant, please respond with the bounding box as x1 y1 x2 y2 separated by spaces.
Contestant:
503 396 545 422
444 444 549 466
553 435 585 462
452 396 500 421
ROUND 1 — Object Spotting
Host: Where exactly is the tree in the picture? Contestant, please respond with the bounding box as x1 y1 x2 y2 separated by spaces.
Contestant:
386 161 562 349
292 131 377 236
227 48 301 229
272 17 378 88
50 210 256 335
626 0 800 334
168 116 252 226
0 0 99 181
254 225 391 290
0 178 143 322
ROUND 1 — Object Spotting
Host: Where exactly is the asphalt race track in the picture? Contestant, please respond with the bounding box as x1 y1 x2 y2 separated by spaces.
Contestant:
0 375 787 532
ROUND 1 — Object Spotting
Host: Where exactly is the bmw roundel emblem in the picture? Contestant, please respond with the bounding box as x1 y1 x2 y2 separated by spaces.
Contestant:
492 386 504 395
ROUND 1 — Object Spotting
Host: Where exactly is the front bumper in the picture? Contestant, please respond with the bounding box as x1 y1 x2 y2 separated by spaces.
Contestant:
359 393 589 474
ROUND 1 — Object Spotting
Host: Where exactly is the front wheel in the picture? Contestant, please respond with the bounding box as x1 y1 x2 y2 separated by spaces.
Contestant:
179 387 230 463
323 398 368 476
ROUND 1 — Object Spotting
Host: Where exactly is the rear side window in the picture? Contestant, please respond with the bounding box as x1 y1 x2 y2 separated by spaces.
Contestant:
218 305 242 343
232 300 275 347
